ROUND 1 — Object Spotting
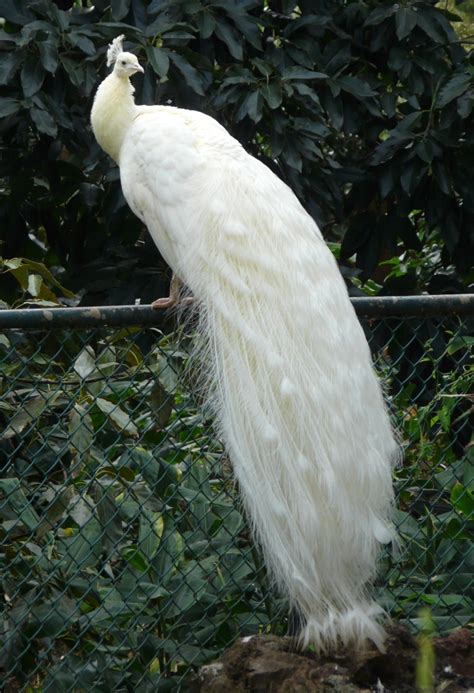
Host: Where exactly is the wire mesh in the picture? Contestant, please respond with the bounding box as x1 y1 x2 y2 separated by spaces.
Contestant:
0 303 472 691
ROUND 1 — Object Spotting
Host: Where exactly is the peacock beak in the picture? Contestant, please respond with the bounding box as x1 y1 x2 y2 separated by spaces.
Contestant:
135 63 144 74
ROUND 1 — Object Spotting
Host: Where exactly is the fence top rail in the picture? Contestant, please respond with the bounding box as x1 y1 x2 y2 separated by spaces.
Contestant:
351 294 474 317
0 295 472 329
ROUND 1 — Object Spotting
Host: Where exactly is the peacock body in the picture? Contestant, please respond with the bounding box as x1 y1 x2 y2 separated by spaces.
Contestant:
91 36 399 652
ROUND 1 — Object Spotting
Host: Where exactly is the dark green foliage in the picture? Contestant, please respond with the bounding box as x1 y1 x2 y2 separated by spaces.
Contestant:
0 0 473 306
370 316 473 633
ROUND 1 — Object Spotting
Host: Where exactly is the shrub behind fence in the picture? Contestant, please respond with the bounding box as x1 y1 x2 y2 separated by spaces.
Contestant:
0 297 472 691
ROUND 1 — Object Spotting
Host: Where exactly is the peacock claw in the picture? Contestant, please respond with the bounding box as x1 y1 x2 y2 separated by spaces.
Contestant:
151 296 176 310
151 274 195 310
151 295 195 310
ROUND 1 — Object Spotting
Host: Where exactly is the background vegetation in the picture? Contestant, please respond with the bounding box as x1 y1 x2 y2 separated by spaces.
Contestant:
440 0 474 38
0 0 473 308
1 317 472 690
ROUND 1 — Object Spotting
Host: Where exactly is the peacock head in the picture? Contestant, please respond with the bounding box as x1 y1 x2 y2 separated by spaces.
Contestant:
107 35 144 78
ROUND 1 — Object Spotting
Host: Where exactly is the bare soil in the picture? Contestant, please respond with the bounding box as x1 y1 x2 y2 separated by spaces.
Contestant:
197 625 473 692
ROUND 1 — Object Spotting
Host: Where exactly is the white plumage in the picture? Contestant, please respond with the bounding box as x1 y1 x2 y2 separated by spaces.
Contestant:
91 36 399 653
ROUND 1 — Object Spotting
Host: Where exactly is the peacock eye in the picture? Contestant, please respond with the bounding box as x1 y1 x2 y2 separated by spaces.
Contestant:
121 60 126 65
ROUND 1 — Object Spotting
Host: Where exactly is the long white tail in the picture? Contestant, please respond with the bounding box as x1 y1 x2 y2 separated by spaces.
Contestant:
171 155 399 653
92 37 399 653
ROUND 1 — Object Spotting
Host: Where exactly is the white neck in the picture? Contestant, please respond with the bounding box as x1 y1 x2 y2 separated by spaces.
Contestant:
90 73 137 163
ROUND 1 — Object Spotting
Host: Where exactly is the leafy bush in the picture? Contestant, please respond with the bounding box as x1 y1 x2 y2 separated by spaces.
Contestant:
1 314 472 689
0 326 283 690
0 0 473 307
375 319 473 633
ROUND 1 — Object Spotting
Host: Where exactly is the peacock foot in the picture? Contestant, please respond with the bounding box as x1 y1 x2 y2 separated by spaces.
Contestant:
151 295 195 310
151 296 177 310
151 274 195 310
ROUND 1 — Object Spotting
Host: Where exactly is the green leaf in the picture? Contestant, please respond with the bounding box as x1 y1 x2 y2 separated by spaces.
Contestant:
31 595 78 637
293 117 328 138
38 40 58 74
436 73 471 109
37 485 74 536
457 92 473 119
0 478 40 532
0 53 23 85
96 397 139 437
69 495 94 528
394 509 420 538
125 446 178 496
48 3 69 31
138 509 163 561
0 97 21 117
68 32 95 56
4 262 28 289
236 90 262 123
252 58 273 78
364 5 397 26
337 75 376 99
146 46 170 78
293 82 320 104
169 52 205 96
381 92 396 118
451 483 474 519
371 132 412 166
96 345 117 377
416 140 435 163
396 8 418 40
0 0 35 24
111 0 131 21
400 161 425 195
432 161 450 194
215 20 243 60
69 404 93 460
29 106 58 137
282 67 327 81
446 335 474 355
123 546 149 572
150 381 174 429
221 71 256 86
416 13 444 42
138 582 169 600
199 11 215 39
261 82 282 109
27 273 43 297
61 515 102 573
21 56 45 98
1 395 52 440
321 90 343 129
60 57 84 89
226 5 261 50
283 143 302 172
20 258 75 297
388 46 408 72
74 346 97 380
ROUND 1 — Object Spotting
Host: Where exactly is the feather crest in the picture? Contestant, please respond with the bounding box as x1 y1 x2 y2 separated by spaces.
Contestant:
107 35 125 67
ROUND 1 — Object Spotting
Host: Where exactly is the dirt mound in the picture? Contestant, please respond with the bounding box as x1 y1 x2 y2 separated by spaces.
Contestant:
197 626 473 692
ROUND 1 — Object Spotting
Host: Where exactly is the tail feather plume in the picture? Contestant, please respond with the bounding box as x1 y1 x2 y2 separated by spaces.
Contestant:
114 102 399 652
173 162 399 652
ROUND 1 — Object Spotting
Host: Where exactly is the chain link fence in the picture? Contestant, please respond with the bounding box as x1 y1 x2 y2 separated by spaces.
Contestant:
1 297 472 691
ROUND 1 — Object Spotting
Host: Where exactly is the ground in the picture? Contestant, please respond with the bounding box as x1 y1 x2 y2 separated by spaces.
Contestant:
197 626 473 692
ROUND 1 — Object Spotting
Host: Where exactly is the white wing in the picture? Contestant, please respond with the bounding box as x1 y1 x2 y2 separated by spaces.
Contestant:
119 105 329 293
